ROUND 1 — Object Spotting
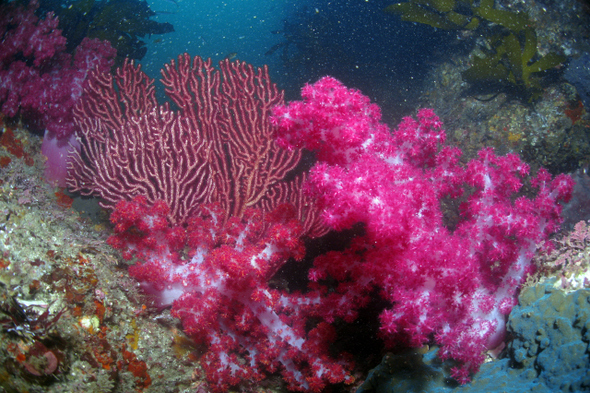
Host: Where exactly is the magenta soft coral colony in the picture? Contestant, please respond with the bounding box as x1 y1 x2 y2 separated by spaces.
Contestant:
271 76 574 384
0 0 116 186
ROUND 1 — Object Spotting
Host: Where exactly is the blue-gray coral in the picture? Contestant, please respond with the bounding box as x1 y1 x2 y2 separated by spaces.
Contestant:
357 279 590 392
508 281 590 392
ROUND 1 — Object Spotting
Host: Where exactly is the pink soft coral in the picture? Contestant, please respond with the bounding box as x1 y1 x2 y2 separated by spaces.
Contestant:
271 76 574 383
0 0 116 186
0 0 116 139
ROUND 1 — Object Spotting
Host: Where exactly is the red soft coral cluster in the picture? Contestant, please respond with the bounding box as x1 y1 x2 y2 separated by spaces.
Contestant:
107 196 353 392
271 76 574 383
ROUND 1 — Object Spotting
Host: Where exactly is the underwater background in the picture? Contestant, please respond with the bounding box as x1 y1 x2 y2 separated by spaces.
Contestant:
1 0 590 392
143 0 450 118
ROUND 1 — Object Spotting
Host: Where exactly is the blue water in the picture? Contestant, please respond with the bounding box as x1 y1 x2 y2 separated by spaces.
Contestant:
142 0 452 116
143 0 291 76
